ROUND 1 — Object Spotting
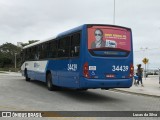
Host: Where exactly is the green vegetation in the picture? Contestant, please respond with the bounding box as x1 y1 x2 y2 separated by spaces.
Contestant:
21 40 39 47
0 42 21 69
0 40 39 72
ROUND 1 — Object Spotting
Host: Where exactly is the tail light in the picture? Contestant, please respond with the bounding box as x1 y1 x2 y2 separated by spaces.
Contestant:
129 64 134 77
83 62 89 78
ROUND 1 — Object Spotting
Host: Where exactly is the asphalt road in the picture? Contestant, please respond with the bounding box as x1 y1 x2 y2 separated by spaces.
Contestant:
0 74 159 111
0 74 159 120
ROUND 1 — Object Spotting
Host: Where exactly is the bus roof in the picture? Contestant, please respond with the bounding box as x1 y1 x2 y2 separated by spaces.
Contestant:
23 24 131 49
23 36 57 49
23 25 84 49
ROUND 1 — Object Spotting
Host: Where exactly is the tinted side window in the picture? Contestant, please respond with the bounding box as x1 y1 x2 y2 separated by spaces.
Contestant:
31 47 37 60
70 33 81 57
58 37 70 57
50 40 58 58
46 40 58 58
24 50 27 61
22 50 26 62
46 42 51 58
39 44 45 59
34 46 39 60
28 48 32 60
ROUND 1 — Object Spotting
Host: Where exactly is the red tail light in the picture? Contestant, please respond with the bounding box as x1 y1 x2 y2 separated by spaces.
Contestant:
83 62 89 78
129 64 134 77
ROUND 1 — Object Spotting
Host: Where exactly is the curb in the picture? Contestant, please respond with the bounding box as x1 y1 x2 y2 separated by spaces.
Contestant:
110 89 160 98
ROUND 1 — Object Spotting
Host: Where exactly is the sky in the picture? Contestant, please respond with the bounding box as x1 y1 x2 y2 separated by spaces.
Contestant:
0 0 160 69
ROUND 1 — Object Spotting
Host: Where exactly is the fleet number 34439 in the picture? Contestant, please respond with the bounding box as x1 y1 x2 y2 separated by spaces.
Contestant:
112 65 129 72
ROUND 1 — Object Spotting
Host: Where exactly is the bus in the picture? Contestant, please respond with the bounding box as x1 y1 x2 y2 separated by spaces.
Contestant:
21 24 133 91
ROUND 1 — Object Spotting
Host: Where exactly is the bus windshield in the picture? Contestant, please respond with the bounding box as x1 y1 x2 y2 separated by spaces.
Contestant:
88 26 131 57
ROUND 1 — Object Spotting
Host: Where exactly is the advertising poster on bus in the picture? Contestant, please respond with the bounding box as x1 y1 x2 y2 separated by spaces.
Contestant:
88 26 131 51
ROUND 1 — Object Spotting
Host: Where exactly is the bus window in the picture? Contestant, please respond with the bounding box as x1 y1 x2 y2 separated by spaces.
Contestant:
20 51 24 63
31 46 36 60
45 40 58 59
58 37 70 58
51 40 58 58
34 46 39 60
28 48 32 60
39 44 45 59
46 42 51 58
88 26 131 57
71 33 80 57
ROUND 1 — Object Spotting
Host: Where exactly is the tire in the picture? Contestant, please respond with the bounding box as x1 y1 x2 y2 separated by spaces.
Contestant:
25 69 30 82
77 89 88 91
46 73 59 91
101 88 110 90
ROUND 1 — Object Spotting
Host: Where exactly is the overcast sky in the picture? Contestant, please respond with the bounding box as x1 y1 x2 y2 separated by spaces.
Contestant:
0 0 160 69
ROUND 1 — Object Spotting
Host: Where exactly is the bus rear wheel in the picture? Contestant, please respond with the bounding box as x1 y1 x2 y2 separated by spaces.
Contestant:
46 73 59 91
76 89 88 91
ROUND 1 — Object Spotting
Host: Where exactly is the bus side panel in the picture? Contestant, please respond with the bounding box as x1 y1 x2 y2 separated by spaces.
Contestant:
25 61 35 80
34 61 48 82
46 60 59 86
45 27 85 89
21 61 48 82
21 63 25 76
35 71 46 82
47 59 80 89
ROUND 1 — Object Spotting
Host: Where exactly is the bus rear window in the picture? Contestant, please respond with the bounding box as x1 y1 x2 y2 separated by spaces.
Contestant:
88 26 131 52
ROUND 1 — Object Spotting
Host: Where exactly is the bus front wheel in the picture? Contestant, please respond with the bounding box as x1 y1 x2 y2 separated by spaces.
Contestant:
46 73 59 91
25 69 30 82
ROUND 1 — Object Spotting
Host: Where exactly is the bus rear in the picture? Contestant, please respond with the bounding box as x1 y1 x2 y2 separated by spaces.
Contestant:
80 25 133 89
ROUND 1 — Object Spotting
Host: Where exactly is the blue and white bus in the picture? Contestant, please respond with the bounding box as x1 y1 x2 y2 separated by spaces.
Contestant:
21 24 133 91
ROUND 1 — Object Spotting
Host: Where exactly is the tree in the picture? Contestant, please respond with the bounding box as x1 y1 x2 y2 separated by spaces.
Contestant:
0 42 21 68
21 40 39 47
0 40 39 68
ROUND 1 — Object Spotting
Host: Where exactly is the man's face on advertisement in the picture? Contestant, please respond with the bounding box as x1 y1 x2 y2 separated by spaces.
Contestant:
95 30 102 42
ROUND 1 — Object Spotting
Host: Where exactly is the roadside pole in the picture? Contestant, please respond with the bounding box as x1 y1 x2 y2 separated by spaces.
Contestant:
145 64 146 80
15 53 17 72
142 58 149 80
159 68 160 84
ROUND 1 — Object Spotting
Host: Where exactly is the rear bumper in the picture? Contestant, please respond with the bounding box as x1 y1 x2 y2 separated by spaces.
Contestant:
79 77 133 89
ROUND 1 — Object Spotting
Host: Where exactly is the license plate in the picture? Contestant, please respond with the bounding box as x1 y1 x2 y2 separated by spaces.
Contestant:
106 74 115 78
